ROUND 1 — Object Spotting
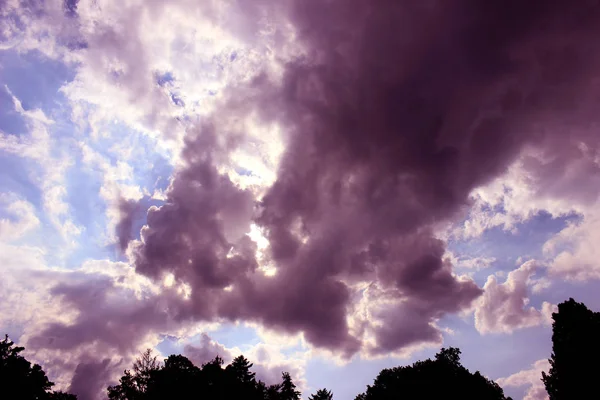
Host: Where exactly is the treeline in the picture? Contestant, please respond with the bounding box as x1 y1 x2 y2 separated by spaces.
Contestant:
0 336 76 400
1 298 598 399
107 352 303 400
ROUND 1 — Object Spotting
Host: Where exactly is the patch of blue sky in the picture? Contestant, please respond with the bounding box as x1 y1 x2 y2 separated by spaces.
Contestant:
0 89 28 136
0 52 167 266
440 314 551 374
154 71 185 107
440 318 551 400
64 159 105 233
63 178 116 268
155 335 185 357
49 111 177 266
536 280 600 313
235 167 254 177
0 154 44 209
0 155 78 261
64 236 119 270
305 346 435 399
156 324 262 359
208 323 262 351
0 49 75 112
170 93 185 107
0 158 82 263
82 119 175 190
156 71 175 87
449 210 581 286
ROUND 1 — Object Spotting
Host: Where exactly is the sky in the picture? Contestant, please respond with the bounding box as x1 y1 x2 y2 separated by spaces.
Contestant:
2 1 600 399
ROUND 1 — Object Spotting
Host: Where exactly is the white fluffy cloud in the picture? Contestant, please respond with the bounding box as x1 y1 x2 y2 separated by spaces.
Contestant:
0 195 39 241
543 213 600 281
497 359 550 400
475 261 555 334
456 139 600 239
0 86 82 246
454 133 600 284
0 240 190 397
184 331 308 390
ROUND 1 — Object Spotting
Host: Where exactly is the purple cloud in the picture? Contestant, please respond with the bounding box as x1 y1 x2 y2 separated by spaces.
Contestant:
6 0 600 397
116 198 141 252
184 333 307 388
119 0 600 357
184 333 233 366
475 261 555 334
68 358 113 400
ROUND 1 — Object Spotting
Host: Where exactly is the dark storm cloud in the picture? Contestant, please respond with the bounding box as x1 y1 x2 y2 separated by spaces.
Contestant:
123 0 600 355
116 198 140 252
68 358 112 400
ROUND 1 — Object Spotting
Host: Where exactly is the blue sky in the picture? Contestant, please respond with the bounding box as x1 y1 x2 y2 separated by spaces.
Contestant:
2 2 600 400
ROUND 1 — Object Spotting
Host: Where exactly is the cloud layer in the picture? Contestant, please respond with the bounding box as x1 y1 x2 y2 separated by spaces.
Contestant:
123 0 600 357
3 0 600 399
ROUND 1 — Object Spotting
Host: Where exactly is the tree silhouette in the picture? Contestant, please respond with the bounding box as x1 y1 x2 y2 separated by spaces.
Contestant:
133 349 160 393
226 355 256 384
108 349 161 400
280 371 301 400
309 388 333 400
354 347 510 400
108 351 301 400
225 355 263 400
542 298 600 400
49 392 78 400
0 335 77 400
146 354 201 400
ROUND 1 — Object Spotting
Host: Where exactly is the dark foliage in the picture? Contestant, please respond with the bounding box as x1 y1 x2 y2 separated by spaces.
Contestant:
309 388 333 400
108 351 299 400
542 298 600 400
354 348 511 400
0 335 77 400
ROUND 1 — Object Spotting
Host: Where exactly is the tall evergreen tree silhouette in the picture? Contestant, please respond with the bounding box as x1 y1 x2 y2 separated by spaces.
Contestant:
542 298 600 400
225 355 263 400
309 388 333 400
280 372 301 400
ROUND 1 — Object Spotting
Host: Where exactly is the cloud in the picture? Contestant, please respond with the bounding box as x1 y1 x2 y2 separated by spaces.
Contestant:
0 242 194 399
68 358 114 400
184 331 307 389
0 194 40 241
5 85 55 125
445 251 496 271
126 0 600 358
184 332 234 366
246 342 307 389
544 213 600 281
115 198 142 252
497 359 550 400
475 261 555 334
455 125 600 281
6 0 600 396
0 86 81 246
